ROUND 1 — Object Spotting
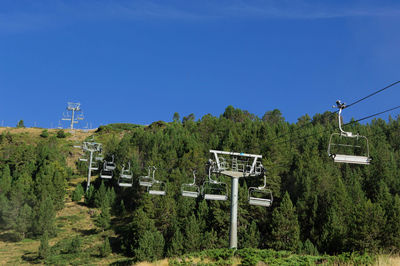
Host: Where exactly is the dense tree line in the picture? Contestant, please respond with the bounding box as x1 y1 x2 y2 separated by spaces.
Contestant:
84 106 400 261
2 105 400 262
0 133 69 241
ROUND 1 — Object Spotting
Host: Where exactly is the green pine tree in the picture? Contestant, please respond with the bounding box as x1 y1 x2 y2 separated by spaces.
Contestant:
0 165 12 195
271 192 300 252
184 214 202 252
94 181 108 208
33 196 56 236
242 221 260 248
72 184 84 202
15 203 32 240
99 236 112 257
38 231 50 259
134 230 165 262
95 205 111 232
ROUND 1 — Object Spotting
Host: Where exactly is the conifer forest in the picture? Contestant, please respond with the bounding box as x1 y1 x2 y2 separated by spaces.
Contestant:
1 106 400 265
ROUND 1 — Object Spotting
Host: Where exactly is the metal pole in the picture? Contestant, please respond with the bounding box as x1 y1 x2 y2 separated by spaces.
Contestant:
71 108 75 130
230 176 239 249
86 150 93 192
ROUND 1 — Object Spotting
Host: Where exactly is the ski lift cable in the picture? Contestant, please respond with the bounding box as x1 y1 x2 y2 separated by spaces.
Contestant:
263 105 400 171
345 80 400 109
267 80 400 144
272 104 400 146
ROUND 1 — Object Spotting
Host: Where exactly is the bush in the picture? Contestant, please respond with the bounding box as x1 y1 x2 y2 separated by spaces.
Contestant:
38 231 50 259
72 184 84 202
40 129 49 138
56 130 66 138
99 237 112 257
68 235 82 254
84 185 95 206
16 120 25 128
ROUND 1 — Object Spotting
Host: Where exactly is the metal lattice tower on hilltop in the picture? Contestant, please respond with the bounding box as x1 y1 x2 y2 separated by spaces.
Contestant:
61 102 84 130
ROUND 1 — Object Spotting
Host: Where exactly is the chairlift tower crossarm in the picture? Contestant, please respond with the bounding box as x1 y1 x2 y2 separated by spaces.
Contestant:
210 150 262 177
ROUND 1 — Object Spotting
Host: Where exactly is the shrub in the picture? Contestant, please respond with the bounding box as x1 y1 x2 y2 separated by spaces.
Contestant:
68 235 82 254
56 130 66 138
40 129 49 138
72 184 84 202
38 231 50 259
99 237 112 257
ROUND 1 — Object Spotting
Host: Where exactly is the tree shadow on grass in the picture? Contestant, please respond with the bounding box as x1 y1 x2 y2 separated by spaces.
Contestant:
0 232 20 242
109 258 136 266
21 251 41 264
72 228 97 236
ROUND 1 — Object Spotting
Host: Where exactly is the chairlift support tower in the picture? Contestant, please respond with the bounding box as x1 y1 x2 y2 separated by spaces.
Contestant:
61 102 84 130
76 139 102 191
209 150 263 249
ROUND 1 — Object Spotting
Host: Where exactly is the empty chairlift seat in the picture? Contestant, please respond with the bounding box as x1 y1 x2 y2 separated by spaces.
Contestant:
139 167 154 187
149 180 166 196
105 155 116 170
330 153 371 165
181 171 200 198
147 167 166 196
118 163 133 187
328 100 372 165
100 162 113 179
248 174 273 207
90 162 98 171
248 187 273 207
202 180 228 201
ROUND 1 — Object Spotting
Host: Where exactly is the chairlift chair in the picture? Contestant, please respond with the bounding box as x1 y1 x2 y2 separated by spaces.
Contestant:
248 174 273 207
100 162 113 179
90 161 98 171
202 165 228 201
139 167 154 187
105 155 116 171
118 163 133 187
148 180 166 196
181 170 200 198
95 154 104 161
328 100 371 165
147 167 166 196
120 163 132 179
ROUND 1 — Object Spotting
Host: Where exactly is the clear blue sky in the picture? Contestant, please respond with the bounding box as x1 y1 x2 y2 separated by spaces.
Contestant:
1 0 399 128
